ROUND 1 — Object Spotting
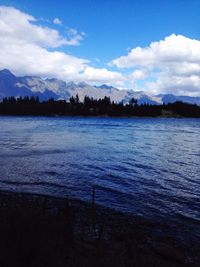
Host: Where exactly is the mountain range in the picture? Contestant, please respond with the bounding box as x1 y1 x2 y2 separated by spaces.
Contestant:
0 69 200 106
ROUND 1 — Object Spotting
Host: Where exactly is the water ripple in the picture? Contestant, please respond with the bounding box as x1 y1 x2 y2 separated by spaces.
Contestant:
0 116 200 237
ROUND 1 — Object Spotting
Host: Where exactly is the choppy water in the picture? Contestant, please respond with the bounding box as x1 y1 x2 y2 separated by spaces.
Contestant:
0 116 200 228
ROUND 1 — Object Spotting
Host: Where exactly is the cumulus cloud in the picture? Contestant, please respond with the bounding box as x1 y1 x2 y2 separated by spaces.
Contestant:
0 6 86 47
146 73 200 96
0 41 89 80
113 34 200 96
53 17 62 25
0 6 125 87
127 69 148 89
129 69 147 80
113 34 200 69
0 6 69 48
2 6 198 95
81 67 125 86
0 6 88 80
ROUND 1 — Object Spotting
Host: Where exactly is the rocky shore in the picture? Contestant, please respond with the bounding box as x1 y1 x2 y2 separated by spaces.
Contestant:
0 190 199 267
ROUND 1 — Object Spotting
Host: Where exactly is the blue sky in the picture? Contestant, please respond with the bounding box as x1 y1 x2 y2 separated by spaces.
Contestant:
0 0 200 95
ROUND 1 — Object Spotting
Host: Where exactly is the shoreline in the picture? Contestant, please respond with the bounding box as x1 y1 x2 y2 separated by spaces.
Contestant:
0 114 197 119
0 190 199 266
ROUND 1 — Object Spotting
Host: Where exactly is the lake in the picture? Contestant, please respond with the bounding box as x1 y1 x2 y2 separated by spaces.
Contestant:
0 116 200 233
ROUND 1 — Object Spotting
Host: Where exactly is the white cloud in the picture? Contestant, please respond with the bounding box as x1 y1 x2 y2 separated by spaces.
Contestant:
81 67 125 86
113 34 200 96
53 17 62 25
113 34 200 69
0 6 88 80
128 69 148 89
129 69 147 80
66 28 85 46
0 6 125 87
0 41 89 80
3 6 199 96
146 73 200 96
0 6 85 47
0 6 68 48
68 28 77 35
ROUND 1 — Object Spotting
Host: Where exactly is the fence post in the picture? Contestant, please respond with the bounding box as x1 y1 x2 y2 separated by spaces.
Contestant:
92 185 96 207
91 185 96 233
43 196 47 215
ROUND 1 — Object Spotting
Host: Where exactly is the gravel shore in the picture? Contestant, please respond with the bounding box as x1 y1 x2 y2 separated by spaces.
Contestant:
0 190 199 267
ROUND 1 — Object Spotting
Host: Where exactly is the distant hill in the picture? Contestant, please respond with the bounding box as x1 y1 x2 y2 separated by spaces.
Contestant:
158 94 200 106
0 69 200 105
0 69 59 101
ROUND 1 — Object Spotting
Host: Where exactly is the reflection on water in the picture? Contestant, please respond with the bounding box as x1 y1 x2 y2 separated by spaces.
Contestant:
0 117 200 227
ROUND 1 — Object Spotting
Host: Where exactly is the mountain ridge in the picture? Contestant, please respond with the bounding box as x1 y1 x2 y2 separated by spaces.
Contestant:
0 69 200 105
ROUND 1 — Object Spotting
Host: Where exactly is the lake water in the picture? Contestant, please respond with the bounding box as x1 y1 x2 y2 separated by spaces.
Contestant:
0 116 200 232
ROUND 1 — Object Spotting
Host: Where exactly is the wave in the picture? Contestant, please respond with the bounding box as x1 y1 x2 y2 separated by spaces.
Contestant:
0 179 71 190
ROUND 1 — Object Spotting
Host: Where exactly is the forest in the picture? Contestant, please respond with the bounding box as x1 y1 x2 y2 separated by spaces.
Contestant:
0 95 200 118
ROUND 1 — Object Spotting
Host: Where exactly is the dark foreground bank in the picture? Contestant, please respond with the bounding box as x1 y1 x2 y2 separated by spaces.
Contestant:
0 190 199 267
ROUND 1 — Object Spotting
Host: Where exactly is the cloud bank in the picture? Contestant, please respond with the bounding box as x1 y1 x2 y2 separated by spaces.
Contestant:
0 6 124 86
113 34 200 96
0 5 200 96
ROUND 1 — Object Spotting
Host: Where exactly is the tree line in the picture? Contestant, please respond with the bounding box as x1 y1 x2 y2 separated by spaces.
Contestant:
0 95 200 117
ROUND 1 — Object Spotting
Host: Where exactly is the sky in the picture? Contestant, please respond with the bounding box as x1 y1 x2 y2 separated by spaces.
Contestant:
0 0 200 96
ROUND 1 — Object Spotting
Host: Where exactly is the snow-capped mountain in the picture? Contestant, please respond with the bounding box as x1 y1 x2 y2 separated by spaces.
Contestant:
0 69 200 105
